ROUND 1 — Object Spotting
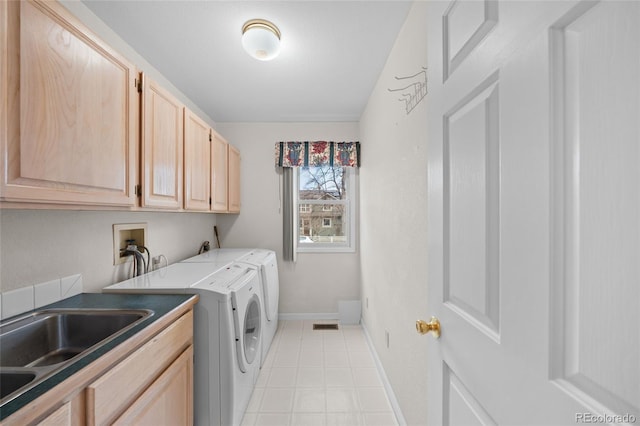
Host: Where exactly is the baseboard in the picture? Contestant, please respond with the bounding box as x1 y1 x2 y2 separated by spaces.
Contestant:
361 321 407 426
278 312 339 321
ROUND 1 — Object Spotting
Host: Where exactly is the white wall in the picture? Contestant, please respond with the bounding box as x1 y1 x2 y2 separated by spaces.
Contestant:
0 1 219 294
359 3 429 425
214 122 360 315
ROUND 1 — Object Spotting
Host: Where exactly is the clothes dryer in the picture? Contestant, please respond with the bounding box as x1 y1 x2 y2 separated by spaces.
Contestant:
236 249 279 366
103 262 263 426
181 248 253 264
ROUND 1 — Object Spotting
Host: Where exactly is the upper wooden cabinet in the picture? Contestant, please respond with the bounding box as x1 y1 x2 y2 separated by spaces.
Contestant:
0 0 240 213
184 109 211 211
141 74 184 209
0 0 138 206
211 131 241 214
228 144 241 213
210 131 229 213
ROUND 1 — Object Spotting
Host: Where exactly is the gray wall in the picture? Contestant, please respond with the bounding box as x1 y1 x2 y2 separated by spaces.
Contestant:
359 3 429 425
0 210 216 293
215 122 361 315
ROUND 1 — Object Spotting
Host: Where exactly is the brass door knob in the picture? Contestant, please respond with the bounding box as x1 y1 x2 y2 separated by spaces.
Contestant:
416 317 441 338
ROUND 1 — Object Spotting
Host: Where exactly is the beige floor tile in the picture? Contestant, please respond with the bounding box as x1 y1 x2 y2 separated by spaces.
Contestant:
362 412 399 426
326 388 360 412
325 368 354 387
293 388 327 412
297 367 326 387
291 413 327 426
259 388 295 412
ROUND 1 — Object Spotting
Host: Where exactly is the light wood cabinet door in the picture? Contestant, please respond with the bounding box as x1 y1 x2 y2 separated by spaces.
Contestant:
228 144 241 213
184 109 211 211
0 0 137 206
113 346 193 426
141 74 183 209
211 131 229 212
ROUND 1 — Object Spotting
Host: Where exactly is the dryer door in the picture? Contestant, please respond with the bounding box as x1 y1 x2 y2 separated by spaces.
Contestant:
235 293 262 372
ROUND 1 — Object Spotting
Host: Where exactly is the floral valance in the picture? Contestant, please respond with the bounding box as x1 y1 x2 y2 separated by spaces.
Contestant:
275 141 360 168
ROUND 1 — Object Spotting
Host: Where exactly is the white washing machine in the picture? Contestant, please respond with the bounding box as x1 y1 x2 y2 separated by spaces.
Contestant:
236 249 280 366
103 262 263 426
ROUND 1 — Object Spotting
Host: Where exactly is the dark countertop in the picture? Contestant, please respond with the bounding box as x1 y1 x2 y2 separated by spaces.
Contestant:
0 292 198 421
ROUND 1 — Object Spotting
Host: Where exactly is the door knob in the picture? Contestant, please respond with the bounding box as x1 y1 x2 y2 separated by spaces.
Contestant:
416 317 441 338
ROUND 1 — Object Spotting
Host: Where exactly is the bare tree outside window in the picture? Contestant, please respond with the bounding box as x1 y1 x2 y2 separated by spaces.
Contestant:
298 166 349 244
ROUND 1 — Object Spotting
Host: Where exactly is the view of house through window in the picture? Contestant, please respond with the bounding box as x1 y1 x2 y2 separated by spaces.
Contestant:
297 166 355 251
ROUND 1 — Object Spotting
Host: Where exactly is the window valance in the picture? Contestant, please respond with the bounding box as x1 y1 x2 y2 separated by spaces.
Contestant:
275 141 360 168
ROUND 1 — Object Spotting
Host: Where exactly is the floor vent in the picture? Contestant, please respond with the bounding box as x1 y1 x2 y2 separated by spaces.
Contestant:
313 323 339 331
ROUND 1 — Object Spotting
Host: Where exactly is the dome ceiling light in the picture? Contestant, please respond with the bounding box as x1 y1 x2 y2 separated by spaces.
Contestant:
241 19 281 61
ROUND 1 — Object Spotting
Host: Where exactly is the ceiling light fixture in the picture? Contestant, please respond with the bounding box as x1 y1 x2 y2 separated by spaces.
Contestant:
241 19 281 61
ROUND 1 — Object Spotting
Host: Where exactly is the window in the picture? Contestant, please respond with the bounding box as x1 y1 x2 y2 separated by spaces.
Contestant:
296 166 356 252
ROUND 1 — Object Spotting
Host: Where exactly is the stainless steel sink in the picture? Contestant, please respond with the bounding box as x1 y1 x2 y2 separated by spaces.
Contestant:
0 372 36 400
0 309 152 404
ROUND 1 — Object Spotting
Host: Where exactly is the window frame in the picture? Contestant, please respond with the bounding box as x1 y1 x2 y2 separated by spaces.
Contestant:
295 166 357 253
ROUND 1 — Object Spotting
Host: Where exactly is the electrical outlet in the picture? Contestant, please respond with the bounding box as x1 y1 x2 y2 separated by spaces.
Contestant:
152 256 162 270
385 330 390 348
113 223 148 265
366 297 369 309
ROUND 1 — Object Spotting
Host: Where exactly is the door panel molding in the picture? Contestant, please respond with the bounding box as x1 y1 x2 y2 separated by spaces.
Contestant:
549 0 640 416
443 362 497 426
443 71 501 341
443 0 498 81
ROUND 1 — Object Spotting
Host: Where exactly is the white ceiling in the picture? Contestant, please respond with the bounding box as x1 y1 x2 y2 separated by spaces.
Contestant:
81 1 412 123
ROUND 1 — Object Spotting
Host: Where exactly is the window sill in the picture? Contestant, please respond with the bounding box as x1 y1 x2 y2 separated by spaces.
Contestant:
297 245 356 254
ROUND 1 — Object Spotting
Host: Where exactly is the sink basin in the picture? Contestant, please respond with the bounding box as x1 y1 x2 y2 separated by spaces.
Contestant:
0 308 152 404
0 372 36 400
1 310 150 367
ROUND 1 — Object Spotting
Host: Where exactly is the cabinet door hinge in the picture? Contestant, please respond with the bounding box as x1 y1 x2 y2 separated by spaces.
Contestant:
135 185 142 197
135 78 142 93
209 197 212 205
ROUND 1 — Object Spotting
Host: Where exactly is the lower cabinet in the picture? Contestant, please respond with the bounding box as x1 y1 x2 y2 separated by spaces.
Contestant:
3 309 195 426
86 311 193 425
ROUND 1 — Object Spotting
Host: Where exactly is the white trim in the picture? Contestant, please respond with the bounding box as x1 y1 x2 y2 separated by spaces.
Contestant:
361 321 407 426
296 245 356 254
278 312 339 321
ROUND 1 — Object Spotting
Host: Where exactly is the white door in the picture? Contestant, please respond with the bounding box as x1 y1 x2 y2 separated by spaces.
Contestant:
426 1 639 424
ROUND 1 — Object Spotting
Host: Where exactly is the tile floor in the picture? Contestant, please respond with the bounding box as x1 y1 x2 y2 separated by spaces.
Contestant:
241 320 399 426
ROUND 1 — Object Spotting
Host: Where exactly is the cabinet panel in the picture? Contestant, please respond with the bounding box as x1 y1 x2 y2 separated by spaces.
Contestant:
0 0 137 206
184 109 211 211
37 401 71 426
141 74 183 209
211 131 229 212
37 393 84 426
113 346 193 426
228 144 241 213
